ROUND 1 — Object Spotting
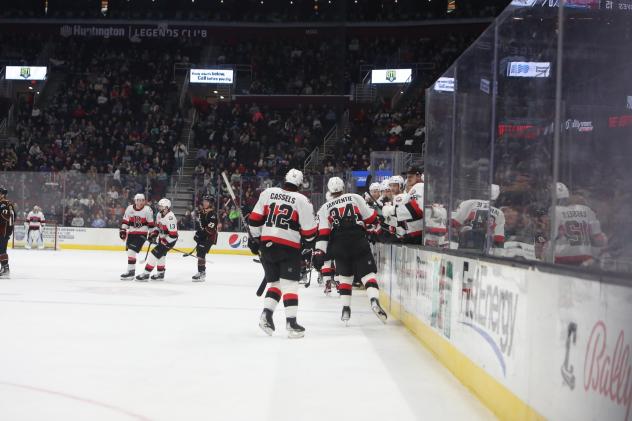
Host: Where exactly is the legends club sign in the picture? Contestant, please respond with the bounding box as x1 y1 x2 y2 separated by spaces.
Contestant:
59 24 209 39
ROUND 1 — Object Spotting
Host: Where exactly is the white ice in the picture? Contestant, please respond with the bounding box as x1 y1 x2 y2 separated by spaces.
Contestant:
0 250 495 421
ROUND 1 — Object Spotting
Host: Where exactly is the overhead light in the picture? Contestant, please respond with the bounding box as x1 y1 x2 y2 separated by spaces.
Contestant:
213 90 218 94
28 86 33 90
220 95 225 99
36 91 40 94
400 91 404 94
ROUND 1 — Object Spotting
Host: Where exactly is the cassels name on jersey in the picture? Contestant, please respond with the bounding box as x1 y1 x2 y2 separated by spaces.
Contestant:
269 192 297 204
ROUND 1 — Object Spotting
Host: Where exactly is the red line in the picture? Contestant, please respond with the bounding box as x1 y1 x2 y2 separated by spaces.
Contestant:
0 381 154 421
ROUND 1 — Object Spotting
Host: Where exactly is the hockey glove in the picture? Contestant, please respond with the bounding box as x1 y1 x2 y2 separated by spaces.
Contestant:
193 230 203 244
248 237 261 255
382 204 396 219
148 230 159 244
312 250 326 271
119 229 127 241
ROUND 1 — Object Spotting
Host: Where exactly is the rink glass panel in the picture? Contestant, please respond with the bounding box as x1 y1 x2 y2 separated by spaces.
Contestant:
557 6 632 274
424 2 632 276
424 66 454 247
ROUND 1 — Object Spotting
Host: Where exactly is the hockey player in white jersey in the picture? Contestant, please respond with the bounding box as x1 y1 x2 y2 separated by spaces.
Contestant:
547 182 607 265
248 169 317 339
451 184 505 253
119 194 155 280
136 198 178 281
383 168 425 243
364 182 382 206
313 177 387 325
25 206 46 249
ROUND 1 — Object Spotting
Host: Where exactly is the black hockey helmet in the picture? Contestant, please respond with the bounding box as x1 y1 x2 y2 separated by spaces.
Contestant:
201 194 212 202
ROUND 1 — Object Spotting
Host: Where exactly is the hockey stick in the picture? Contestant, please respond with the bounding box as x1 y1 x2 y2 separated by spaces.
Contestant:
220 171 266 296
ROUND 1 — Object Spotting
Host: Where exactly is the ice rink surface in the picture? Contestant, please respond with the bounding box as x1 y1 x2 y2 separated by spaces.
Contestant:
0 250 495 421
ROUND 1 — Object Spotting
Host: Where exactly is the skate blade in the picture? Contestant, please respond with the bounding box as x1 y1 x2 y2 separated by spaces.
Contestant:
259 323 274 336
192 278 205 282
372 307 388 324
287 331 305 339
135 278 149 282
120 277 134 281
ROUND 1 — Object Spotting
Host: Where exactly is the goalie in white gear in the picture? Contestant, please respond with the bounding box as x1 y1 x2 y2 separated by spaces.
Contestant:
136 198 178 281
119 194 155 280
313 176 387 325
25 206 46 249
247 168 317 339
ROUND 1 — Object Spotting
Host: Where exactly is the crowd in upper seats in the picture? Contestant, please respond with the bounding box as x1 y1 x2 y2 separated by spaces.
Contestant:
0 28 479 229
0 0 511 22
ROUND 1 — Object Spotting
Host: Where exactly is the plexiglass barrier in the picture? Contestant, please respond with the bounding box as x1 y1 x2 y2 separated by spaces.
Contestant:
424 1 632 276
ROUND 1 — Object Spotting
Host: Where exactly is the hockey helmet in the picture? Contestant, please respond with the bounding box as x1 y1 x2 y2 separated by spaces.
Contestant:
33 205 41 212
369 182 381 193
327 177 345 194
380 180 391 191
556 182 570 200
285 168 304 188
158 198 171 210
389 175 405 189
134 193 145 202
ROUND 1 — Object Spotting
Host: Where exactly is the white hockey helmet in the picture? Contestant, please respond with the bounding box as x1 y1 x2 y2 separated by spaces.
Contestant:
380 180 391 191
33 205 41 212
556 182 570 199
134 193 145 202
327 177 345 194
389 175 405 189
158 198 171 210
491 184 500 201
369 182 381 193
285 168 303 188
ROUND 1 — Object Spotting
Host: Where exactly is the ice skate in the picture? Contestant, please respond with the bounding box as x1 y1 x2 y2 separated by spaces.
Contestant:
341 306 351 326
120 270 135 281
135 273 150 282
324 279 332 295
151 272 165 281
24 244 31 250
0 266 10 278
286 318 305 339
192 272 206 282
259 309 275 336
370 298 387 324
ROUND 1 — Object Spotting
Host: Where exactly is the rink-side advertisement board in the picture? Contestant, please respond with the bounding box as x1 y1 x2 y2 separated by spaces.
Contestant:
10 227 253 255
376 244 632 421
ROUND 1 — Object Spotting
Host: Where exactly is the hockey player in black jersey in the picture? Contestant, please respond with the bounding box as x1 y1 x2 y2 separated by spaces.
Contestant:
192 195 218 281
313 177 387 325
0 187 15 277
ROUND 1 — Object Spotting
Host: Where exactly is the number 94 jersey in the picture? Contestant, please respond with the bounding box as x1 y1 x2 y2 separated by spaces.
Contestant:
248 187 317 249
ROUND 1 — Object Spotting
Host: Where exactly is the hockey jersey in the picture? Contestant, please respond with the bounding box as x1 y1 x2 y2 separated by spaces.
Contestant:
394 182 425 239
121 205 155 235
26 211 46 230
550 204 606 265
452 199 505 247
316 193 378 252
155 211 178 246
248 187 317 249
424 204 448 247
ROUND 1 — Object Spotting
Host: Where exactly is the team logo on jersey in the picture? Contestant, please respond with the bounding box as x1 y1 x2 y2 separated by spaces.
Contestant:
386 70 396 82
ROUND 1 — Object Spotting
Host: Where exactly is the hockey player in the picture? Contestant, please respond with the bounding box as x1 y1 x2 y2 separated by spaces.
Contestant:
383 168 425 243
192 195 218 281
381 175 407 240
25 206 46 250
364 182 382 206
451 184 505 253
313 177 387 325
119 194 155 280
136 198 178 281
248 168 317 339
547 182 607 266
0 187 15 277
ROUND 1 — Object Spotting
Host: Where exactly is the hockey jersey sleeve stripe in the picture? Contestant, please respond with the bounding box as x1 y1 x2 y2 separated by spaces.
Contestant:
249 211 265 222
405 201 424 220
363 210 378 225
300 227 317 237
